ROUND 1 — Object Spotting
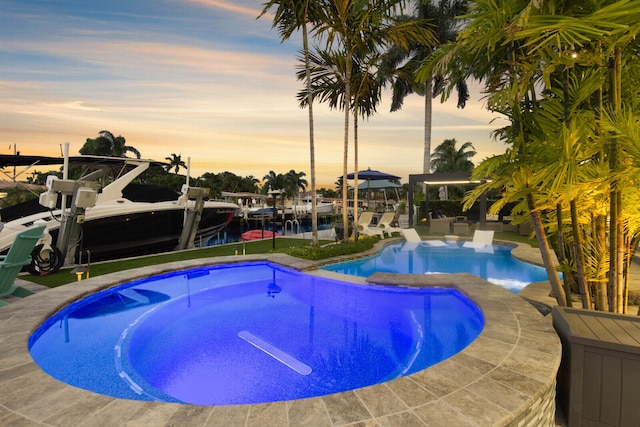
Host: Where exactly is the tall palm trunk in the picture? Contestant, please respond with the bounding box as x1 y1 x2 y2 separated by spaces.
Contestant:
630 234 640 316
571 200 591 309
555 204 572 306
301 19 318 246
608 47 624 313
423 78 433 174
528 194 568 306
342 46 353 243
515 73 566 305
561 70 586 308
353 107 359 238
593 214 608 310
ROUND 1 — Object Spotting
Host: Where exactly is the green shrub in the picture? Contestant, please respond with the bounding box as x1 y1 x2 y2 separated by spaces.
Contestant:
274 236 379 260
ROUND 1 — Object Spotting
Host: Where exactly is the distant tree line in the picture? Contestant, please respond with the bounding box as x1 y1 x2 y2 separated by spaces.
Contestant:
22 131 341 201
22 132 474 206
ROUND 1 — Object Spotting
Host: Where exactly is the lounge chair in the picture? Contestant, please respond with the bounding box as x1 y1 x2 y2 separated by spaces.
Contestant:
462 229 495 249
357 211 375 227
356 211 384 238
0 225 46 307
373 212 402 237
401 228 422 243
401 228 446 246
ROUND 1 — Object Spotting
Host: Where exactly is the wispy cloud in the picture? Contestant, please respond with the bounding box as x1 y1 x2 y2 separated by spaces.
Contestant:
3 34 295 92
0 0 506 186
189 0 265 18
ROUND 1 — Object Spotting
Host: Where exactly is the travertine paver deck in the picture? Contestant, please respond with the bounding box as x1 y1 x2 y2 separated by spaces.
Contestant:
0 249 561 426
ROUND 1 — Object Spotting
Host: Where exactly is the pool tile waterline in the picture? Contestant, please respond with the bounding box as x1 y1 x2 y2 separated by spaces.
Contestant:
0 249 561 426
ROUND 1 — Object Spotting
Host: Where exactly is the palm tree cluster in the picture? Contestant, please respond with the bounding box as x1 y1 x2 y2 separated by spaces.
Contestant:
69 131 308 200
262 169 309 198
195 171 260 197
422 0 640 313
261 0 462 243
79 130 141 159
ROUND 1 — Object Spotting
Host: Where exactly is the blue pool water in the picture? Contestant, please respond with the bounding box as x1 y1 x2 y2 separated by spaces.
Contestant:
322 241 549 293
29 262 484 405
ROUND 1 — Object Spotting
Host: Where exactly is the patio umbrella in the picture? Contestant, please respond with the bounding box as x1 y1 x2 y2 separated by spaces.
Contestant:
347 167 400 181
347 168 401 207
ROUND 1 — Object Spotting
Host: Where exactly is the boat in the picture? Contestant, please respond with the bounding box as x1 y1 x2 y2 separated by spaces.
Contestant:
247 207 275 217
221 191 268 219
0 154 239 273
290 201 334 215
240 229 280 241
289 194 335 216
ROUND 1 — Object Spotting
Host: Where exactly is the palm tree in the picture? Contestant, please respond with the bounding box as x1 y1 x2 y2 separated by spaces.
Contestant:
297 46 384 236
334 176 349 194
382 0 468 175
439 0 640 312
422 0 568 305
79 131 141 159
262 170 285 194
430 138 475 173
430 138 475 200
509 0 640 313
260 0 324 246
315 0 435 242
283 169 308 197
164 153 187 174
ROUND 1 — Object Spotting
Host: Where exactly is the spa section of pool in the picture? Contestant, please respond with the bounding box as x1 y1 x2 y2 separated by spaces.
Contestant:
322 241 550 293
29 262 484 406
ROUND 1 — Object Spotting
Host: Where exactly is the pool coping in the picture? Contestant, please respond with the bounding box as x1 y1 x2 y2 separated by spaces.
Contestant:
0 250 561 426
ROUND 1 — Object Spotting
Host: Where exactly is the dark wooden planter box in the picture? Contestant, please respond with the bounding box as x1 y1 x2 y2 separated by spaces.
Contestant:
552 306 640 427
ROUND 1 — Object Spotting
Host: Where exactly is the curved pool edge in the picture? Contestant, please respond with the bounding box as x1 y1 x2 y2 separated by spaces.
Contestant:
0 253 561 426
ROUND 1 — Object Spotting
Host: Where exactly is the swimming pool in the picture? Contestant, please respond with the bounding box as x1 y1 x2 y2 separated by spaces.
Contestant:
322 241 549 293
29 261 484 405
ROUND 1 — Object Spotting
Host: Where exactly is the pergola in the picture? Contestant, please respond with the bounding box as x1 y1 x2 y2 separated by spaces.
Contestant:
407 172 488 229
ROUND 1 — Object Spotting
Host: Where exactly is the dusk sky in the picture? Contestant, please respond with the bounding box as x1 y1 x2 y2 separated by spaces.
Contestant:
1 0 509 188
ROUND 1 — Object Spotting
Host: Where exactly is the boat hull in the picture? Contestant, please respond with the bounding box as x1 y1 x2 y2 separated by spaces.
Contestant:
0 201 238 264
75 205 236 262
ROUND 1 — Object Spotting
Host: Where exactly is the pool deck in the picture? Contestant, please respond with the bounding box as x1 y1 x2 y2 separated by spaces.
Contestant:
0 242 562 427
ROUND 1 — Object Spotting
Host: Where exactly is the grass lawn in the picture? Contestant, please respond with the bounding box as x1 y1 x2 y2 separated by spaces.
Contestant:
20 227 537 289
22 238 333 288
